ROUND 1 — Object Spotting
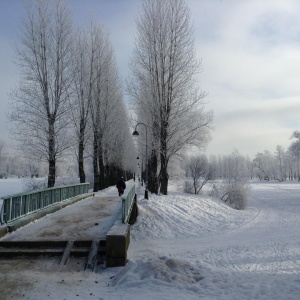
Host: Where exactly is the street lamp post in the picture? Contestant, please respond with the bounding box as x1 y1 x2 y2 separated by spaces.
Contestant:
132 123 148 199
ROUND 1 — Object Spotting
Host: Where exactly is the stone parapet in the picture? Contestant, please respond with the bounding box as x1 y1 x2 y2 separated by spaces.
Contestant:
106 223 130 268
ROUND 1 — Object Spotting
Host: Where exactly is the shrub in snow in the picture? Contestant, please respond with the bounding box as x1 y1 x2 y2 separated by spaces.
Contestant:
207 183 219 197
215 150 250 210
220 180 250 210
23 178 47 191
184 180 194 194
22 177 80 192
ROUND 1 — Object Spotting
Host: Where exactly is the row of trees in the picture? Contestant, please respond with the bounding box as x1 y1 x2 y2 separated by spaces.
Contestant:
3 135 300 183
9 0 135 190
8 0 214 194
184 133 300 209
185 136 300 193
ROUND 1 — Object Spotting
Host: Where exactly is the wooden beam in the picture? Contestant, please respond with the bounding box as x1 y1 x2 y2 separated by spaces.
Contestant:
85 240 99 272
58 240 74 271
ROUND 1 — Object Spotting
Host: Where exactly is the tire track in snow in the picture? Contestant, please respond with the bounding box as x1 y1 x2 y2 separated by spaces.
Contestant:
199 183 300 275
229 205 264 234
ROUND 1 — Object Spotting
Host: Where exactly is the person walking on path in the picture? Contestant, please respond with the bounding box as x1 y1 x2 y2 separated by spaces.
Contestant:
116 176 126 196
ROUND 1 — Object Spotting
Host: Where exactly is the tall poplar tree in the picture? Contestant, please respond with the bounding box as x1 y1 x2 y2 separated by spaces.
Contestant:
10 0 74 187
129 0 213 194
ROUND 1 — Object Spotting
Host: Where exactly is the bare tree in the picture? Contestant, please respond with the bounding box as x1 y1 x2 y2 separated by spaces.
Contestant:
275 145 286 181
253 151 274 181
129 0 213 195
288 131 300 181
69 28 94 183
286 149 296 180
9 0 74 187
185 155 214 194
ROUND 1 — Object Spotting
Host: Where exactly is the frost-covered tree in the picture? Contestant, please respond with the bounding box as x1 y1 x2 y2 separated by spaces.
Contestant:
0 140 6 176
185 155 214 194
129 0 213 195
252 148 289 181
274 145 287 181
70 27 96 183
285 149 296 180
288 130 300 181
253 151 273 180
10 0 74 187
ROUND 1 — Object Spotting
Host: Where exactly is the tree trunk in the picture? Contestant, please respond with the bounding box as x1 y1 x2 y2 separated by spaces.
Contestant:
48 158 56 188
148 150 159 194
48 122 56 188
78 122 86 183
105 164 110 187
78 139 85 183
160 143 169 195
93 134 100 192
160 157 169 195
160 121 169 195
193 178 197 195
98 146 105 190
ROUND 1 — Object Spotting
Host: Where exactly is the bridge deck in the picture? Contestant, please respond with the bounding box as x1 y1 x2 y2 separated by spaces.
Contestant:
0 196 122 242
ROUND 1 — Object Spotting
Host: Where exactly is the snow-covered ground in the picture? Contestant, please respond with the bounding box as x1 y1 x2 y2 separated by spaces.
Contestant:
0 177 25 198
0 177 25 209
1 179 300 299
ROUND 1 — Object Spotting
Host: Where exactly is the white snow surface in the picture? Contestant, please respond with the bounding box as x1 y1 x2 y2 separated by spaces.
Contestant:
0 177 25 209
0 179 300 299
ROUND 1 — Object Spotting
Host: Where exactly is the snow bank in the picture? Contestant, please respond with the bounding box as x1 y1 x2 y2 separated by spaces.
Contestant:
131 193 256 240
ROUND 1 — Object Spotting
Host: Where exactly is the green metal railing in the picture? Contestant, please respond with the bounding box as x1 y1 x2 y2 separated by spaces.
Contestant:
0 183 90 225
122 183 136 223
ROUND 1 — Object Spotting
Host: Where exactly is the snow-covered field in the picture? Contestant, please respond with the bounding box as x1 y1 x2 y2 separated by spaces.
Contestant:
0 177 25 209
1 179 300 299
0 177 79 211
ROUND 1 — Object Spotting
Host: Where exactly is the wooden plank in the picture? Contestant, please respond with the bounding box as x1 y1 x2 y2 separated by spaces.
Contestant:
0 239 107 272
0 241 68 248
0 248 65 258
59 240 74 269
85 240 99 272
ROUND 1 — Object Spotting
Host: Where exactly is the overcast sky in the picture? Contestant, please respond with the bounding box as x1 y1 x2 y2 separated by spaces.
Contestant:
1 0 300 158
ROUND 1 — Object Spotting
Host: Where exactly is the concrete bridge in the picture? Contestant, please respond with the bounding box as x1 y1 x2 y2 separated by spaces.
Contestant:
0 180 140 269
